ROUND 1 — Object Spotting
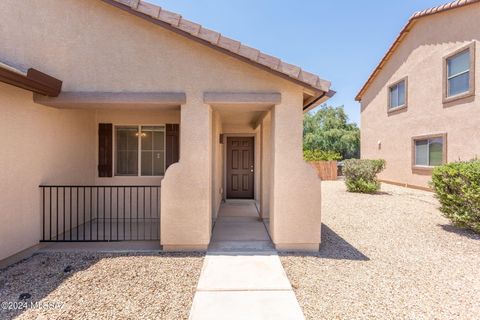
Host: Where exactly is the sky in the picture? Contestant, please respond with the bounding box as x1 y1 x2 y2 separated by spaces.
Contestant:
149 0 451 124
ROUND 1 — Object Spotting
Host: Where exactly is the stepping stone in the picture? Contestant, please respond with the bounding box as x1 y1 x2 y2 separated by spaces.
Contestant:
208 240 275 252
211 221 270 241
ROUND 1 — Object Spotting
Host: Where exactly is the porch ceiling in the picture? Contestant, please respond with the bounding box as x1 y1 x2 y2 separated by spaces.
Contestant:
207 92 276 127
217 108 265 127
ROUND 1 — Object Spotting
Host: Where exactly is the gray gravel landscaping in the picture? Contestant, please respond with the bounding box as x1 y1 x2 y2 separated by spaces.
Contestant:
0 252 204 320
281 180 480 320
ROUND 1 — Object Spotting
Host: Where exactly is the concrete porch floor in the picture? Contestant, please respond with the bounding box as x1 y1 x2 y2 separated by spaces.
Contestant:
208 201 274 252
47 218 160 242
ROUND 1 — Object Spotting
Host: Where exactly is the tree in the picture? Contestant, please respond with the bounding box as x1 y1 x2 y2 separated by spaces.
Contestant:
303 105 360 159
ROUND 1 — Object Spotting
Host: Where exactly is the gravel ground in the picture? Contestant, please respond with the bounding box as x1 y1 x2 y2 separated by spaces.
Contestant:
280 180 480 320
0 252 204 320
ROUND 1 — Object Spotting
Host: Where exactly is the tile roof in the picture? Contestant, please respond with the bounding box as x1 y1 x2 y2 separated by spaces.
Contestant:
104 0 331 94
356 0 480 101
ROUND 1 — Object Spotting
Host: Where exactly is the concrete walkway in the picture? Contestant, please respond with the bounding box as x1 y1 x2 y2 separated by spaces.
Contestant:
189 201 304 320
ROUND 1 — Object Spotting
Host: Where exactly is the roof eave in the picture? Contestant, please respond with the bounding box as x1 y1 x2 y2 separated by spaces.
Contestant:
0 64 62 97
101 0 331 96
355 0 480 102
355 20 416 102
303 89 336 112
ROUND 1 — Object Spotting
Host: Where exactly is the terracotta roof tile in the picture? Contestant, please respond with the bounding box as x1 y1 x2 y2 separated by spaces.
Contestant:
158 9 181 27
238 45 260 61
258 53 280 70
115 0 133 7
129 0 139 9
106 0 331 93
178 18 201 35
197 27 220 44
218 36 241 53
137 1 159 18
279 62 301 78
301 71 321 88
357 0 480 101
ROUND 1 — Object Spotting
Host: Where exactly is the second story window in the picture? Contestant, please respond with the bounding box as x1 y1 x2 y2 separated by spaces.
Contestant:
444 43 475 102
447 49 470 97
388 78 406 110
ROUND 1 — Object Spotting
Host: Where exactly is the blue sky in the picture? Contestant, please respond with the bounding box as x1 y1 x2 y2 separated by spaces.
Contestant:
149 0 450 124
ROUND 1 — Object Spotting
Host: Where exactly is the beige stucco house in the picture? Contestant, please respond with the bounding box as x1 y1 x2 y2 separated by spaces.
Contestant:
357 0 480 190
0 0 334 263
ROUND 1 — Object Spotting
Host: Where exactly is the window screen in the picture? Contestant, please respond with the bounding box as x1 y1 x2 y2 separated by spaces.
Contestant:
415 137 444 167
389 80 406 109
115 126 139 175
447 50 470 97
141 126 165 176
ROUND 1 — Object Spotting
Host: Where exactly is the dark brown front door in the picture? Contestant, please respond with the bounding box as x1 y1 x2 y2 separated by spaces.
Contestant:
226 137 254 199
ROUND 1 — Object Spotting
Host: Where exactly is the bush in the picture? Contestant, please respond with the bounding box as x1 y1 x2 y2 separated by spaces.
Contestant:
343 159 386 193
303 150 342 162
431 160 480 233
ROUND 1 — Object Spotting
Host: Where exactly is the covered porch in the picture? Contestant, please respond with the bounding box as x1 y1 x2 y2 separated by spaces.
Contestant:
35 92 183 243
34 89 323 251
161 91 323 252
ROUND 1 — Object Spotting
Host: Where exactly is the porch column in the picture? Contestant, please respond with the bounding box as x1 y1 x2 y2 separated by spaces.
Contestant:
161 95 212 251
269 92 322 251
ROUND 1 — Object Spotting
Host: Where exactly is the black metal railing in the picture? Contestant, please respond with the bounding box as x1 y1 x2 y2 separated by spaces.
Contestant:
39 185 160 242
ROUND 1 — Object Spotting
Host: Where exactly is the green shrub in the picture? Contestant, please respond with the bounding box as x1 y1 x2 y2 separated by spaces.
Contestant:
431 160 480 233
343 159 386 193
303 150 342 162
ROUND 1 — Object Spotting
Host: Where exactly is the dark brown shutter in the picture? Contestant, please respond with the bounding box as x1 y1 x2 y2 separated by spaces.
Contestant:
98 123 113 177
165 124 179 169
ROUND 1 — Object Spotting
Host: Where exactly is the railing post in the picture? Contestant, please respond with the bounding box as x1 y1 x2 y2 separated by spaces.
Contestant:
129 187 132 241
49 187 52 241
63 187 66 241
90 187 93 241
56 187 58 241
69 187 72 240
42 187 45 241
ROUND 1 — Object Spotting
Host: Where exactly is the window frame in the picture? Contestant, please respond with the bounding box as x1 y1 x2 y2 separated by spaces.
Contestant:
387 76 408 113
411 133 447 172
113 124 166 177
443 42 475 104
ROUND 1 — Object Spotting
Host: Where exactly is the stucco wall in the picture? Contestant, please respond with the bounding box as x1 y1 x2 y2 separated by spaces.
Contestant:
0 0 322 251
270 91 322 251
0 83 95 261
360 5 480 188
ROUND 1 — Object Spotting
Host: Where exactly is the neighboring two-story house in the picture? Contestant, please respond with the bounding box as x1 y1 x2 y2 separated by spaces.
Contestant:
356 0 480 190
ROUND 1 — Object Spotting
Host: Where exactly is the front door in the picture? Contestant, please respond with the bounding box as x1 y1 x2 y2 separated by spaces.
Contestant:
226 137 254 199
